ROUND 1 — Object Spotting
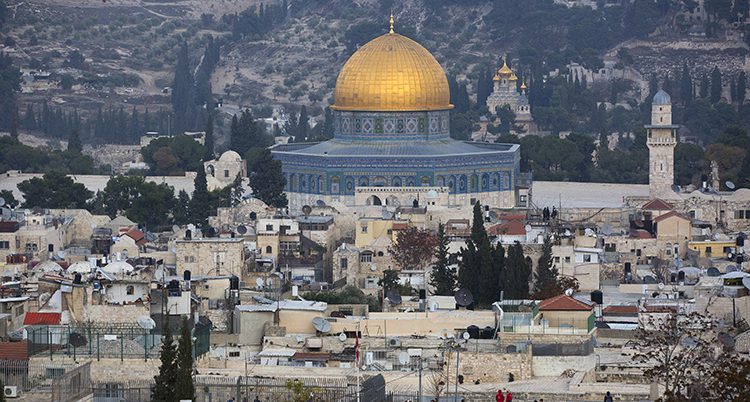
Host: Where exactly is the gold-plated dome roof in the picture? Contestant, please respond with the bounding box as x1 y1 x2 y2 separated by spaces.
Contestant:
332 31 452 112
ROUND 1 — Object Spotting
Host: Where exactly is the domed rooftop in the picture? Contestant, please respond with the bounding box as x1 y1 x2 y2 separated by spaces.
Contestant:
332 17 451 112
218 150 242 162
68 261 92 274
101 261 134 275
653 90 671 105
35 261 63 273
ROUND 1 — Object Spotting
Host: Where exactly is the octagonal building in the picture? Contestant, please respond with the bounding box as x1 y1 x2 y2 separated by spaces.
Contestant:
271 21 521 211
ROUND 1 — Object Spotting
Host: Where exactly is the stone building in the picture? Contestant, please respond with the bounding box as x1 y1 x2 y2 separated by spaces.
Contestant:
485 55 534 132
204 150 247 191
646 90 678 197
271 19 522 212
174 237 245 277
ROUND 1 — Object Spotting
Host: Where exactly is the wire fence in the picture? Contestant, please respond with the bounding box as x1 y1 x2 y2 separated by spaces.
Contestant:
0 359 83 392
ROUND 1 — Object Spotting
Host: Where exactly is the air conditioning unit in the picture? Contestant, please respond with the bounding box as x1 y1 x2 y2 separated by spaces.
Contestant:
389 338 401 347
4 386 19 398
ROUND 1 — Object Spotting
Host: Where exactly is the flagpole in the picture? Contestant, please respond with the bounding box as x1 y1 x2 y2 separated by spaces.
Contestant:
356 321 361 402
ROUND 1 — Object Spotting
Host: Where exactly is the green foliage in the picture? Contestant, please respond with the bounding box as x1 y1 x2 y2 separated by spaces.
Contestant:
189 167 210 226
0 137 95 174
152 319 178 402
0 190 18 209
674 143 705 186
67 128 82 153
230 109 272 156
378 269 400 293
18 171 92 209
0 53 21 133
710 66 723 104
285 379 319 402
303 285 380 312
175 317 195 401
141 135 205 175
204 113 214 161
430 223 457 296
91 175 175 229
248 149 287 208
171 42 195 134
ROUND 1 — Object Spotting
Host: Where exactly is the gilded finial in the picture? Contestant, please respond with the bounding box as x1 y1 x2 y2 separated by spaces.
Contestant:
389 12 395 33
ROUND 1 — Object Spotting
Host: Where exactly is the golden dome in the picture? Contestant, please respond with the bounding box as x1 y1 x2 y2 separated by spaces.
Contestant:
332 32 452 112
498 59 513 76
520 81 527 91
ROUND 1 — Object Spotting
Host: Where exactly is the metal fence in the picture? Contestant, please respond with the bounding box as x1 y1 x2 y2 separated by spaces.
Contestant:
0 359 82 392
51 361 91 402
26 322 210 361
532 338 594 356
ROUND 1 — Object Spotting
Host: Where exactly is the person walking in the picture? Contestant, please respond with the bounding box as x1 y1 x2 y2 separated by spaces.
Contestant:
604 391 614 402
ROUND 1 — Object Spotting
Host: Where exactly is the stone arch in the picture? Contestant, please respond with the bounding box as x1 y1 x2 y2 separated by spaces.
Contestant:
406 177 416 187
288 173 296 191
265 245 273 254
481 173 490 191
366 195 382 206
310 175 317 193
206 165 215 177
470 174 478 192
392 177 402 187
374 176 387 187
459 175 467 193
358 176 369 187
448 176 456 193
331 176 340 194
300 175 307 192
436 176 445 187
493 172 501 190
318 176 325 194
385 195 400 207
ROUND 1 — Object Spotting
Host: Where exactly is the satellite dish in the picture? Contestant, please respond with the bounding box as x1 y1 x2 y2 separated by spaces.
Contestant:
386 291 402 305
726 265 739 272
742 277 750 290
172 225 180 233
524 224 532 232
295 335 305 343
455 288 474 307
601 224 613 236
564 288 574 296
338 333 347 342
312 317 332 333
643 275 658 284
398 351 410 365
726 181 736 190
302 205 312 216
137 316 156 330
717 332 736 349
369 264 377 272
462 331 470 340
0 197 5 207
671 184 681 193
658 282 665 290
237 225 248 235
255 278 264 288
707 267 721 277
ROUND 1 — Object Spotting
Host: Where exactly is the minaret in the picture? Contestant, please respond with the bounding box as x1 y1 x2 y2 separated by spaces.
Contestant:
646 90 678 197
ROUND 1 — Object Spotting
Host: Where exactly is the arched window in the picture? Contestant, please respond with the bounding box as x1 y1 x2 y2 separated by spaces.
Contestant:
392 177 402 187
206 165 215 177
366 195 382 206
265 245 273 254
421 176 430 186
331 176 340 194
374 176 387 187
358 176 369 187
470 175 478 192
126 285 135 295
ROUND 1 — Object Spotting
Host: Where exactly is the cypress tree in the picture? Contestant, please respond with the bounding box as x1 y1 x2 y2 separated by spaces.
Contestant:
470 202 487 246
457 240 479 298
174 190 191 225
249 149 287 208
711 66 723 104
67 128 82 153
152 320 177 402
532 236 558 296
738 72 746 106
9 107 17 139
172 42 195 134
477 235 498 305
430 223 456 296
175 317 195 401
679 63 693 105
506 242 530 299
699 72 709 99
190 167 211 226
298 106 309 141
204 113 215 161
23 103 35 130
322 107 334 139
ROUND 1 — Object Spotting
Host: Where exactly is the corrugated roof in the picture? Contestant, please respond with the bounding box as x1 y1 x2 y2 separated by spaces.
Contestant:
0 341 29 360
23 312 61 325
538 294 593 311
258 348 296 357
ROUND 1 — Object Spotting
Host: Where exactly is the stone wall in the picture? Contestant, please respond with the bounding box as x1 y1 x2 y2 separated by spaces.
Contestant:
458 349 532 382
532 355 596 376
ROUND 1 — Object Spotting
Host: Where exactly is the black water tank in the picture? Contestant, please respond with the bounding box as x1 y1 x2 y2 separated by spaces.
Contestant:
73 273 82 284
167 280 180 290
230 275 240 290
481 326 494 339
591 290 603 305
467 325 480 339
419 289 426 299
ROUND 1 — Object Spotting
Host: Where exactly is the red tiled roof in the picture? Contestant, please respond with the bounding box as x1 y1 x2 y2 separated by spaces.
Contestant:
642 198 673 211
292 352 330 361
629 229 653 239
124 228 146 246
602 305 639 315
488 220 526 236
653 210 690 223
643 305 677 313
23 312 61 325
538 294 593 311
391 222 409 231
0 341 29 360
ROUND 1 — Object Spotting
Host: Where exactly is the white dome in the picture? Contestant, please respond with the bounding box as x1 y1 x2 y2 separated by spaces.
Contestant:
35 261 63 273
101 261 134 275
426 190 439 199
219 150 242 162
68 261 93 274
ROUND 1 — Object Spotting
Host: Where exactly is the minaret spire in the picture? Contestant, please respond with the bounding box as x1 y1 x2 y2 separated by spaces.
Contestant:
389 12 395 33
